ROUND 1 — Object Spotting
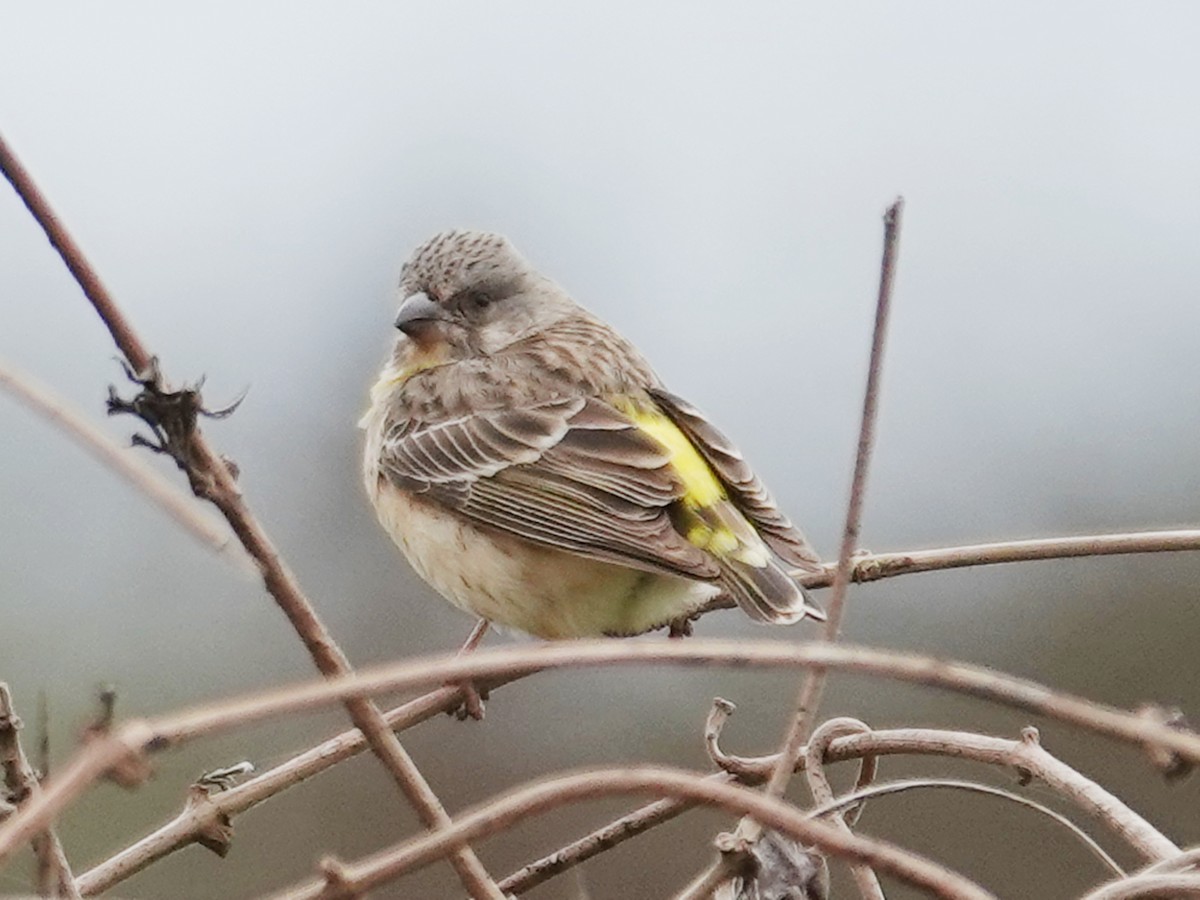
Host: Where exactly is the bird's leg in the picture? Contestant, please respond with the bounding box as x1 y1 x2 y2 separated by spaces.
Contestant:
667 616 694 639
450 619 490 721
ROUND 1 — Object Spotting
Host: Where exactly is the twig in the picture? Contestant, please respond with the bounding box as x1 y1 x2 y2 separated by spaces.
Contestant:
0 130 505 900
714 198 900 900
4 638 1195 866
771 198 899 788
1081 873 1200 900
0 356 245 570
801 718 883 898
34 691 54 898
497 790 703 895
263 765 994 900
501 719 1178 896
76 677 520 897
804 778 1123 877
692 528 1200 620
1142 846 1200 874
0 685 80 900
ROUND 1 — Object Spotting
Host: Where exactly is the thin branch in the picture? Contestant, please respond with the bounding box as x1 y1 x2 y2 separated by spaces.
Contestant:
264 765 994 900
1081 873 1200 900
0 357 246 570
802 718 884 898
805 778 1124 877
76 677 519 897
497 789 703 895
4 638 1195 867
725 196 899 897
502 720 1178 896
692 528 1200 620
0 130 504 900
0 685 80 900
1142 846 1200 874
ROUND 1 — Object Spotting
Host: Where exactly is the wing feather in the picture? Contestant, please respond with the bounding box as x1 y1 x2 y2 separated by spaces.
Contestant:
377 396 717 579
648 388 823 570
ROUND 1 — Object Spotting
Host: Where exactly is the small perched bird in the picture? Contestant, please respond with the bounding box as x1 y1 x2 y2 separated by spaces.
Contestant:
361 231 824 639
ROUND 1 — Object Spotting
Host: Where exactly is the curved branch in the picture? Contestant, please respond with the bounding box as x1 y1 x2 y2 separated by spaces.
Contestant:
75 678 520 896
265 765 994 900
807 778 1123 877
500 723 1176 896
1081 873 1200 900
5 639 1194 867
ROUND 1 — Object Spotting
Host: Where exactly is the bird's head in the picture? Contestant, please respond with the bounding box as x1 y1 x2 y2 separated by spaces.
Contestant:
392 230 575 361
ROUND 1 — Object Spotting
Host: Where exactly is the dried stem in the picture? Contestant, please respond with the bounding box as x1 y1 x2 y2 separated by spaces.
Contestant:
802 718 884 898
0 356 245 570
768 195 893 772
503 721 1176 896
0 685 79 900
497 790 703 895
4 638 1195 868
0 131 504 900
692 527 1200 620
76 677 520 897
1081 873 1200 900
265 765 994 900
728 198 901 894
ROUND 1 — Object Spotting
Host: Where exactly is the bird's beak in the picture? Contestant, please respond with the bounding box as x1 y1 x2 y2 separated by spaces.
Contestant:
394 292 448 336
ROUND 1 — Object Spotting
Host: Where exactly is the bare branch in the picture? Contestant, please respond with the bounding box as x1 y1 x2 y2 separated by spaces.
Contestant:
75 678 520 896
802 718 884 898
717 195 898 897
0 685 80 900
4 639 1193 869
264 766 994 900
0 356 245 570
1081 873 1200 900
0 131 505 900
806 777 1123 876
501 720 1177 896
692 528 1200 622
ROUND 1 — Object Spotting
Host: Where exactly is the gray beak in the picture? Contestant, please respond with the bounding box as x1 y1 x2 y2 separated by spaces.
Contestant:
394 292 446 335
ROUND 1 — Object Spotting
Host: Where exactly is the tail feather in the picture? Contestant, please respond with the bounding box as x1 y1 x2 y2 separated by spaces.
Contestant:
718 557 826 625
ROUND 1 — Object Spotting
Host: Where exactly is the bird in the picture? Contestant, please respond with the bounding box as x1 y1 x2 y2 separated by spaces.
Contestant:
361 230 825 640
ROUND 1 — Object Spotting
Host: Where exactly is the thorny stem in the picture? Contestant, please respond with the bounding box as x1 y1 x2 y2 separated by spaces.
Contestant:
0 130 506 900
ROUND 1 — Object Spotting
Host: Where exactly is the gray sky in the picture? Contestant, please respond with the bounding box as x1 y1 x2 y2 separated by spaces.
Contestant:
2 4 1199 897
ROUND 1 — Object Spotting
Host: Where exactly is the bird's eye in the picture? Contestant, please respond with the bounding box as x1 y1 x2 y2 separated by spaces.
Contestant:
467 290 493 311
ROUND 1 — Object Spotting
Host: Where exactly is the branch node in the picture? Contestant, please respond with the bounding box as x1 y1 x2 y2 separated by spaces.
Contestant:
317 855 359 899
704 698 772 780
79 688 153 789
1137 704 1195 781
182 785 235 857
106 358 241 500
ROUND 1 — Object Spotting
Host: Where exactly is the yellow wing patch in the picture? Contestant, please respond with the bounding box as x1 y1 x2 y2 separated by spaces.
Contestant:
612 396 768 566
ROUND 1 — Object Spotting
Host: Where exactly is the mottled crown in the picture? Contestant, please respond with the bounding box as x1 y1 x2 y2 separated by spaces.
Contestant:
400 230 528 302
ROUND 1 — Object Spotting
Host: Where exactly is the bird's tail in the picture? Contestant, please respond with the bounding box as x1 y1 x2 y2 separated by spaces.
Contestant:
718 555 826 625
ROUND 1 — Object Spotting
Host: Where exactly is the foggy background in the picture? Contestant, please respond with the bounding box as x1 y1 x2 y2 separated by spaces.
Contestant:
2 3 1199 897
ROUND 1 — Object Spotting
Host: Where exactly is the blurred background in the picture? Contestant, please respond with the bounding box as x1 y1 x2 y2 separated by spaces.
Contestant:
2 3 1199 897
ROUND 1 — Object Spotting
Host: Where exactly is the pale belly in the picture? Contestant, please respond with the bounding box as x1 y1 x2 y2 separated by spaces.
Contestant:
370 481 718 638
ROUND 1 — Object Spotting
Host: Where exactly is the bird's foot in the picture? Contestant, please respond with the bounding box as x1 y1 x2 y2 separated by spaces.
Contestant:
446 619 490 721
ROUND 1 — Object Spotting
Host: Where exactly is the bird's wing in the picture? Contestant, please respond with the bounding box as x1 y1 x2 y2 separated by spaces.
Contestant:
648 388 824 571
376 396 721 579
